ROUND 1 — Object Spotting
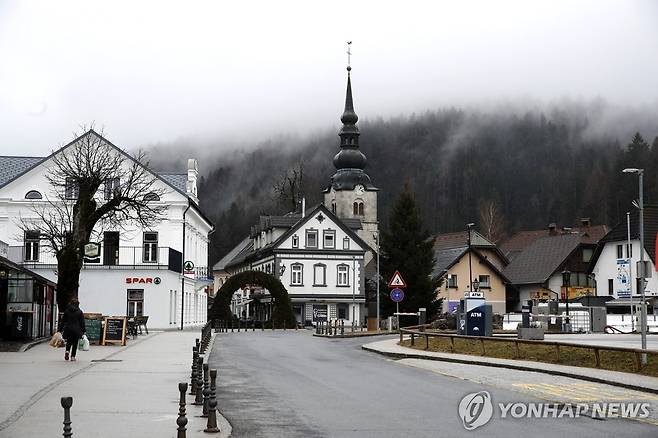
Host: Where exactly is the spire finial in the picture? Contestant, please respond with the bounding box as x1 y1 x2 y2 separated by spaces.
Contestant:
346 41 352 72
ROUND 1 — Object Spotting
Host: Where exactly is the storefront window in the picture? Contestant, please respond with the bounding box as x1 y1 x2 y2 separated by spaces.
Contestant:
8 278 34 303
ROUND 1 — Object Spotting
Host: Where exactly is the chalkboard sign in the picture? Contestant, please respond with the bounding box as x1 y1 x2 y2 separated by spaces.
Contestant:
85 319 102 344
102 317 127 346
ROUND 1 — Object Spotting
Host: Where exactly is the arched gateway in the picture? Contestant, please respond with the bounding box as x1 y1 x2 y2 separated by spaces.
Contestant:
209 270 296 329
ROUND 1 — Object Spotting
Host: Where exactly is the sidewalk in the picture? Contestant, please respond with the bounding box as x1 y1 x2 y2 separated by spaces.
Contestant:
0 331 230 437
362 337 658 394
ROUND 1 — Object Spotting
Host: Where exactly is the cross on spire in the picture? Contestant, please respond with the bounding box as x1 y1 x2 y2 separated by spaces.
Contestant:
346 41 352 71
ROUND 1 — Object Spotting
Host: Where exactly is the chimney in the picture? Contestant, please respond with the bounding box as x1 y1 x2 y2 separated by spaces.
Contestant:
580 217 591 227
548 223 557 234
186 158 199 203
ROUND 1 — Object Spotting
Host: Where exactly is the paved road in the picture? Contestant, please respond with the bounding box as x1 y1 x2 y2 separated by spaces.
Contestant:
209 331 657 438
543 333 658 350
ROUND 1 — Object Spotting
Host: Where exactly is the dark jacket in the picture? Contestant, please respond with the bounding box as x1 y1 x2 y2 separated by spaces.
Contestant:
59 304 86 340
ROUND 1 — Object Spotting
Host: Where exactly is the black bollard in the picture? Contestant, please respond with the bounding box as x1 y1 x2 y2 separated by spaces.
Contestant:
194 356 204 405
202 363 210 417
61 396 73 438
177 382 188 438
204 369 220 433
341 320 344 335
231 321 234 333
190 346 198 395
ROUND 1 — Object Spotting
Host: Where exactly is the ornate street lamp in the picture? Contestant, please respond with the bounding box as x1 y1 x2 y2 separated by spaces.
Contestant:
471 278 480 292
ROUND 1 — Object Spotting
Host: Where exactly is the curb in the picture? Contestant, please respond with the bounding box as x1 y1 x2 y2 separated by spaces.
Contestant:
19 336 51 353
205 332 233 438
361 343 658 396
313 331 397 339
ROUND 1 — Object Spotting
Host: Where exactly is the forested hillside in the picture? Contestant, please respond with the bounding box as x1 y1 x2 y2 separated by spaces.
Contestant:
147 105 658 265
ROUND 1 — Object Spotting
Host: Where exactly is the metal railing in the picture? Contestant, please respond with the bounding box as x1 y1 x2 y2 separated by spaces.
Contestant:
399 324 658 373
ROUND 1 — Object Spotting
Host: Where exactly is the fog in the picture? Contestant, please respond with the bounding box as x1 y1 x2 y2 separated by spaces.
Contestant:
1 0 657 156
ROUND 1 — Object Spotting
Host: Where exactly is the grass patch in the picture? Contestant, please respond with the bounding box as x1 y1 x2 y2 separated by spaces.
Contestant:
400 335 658 378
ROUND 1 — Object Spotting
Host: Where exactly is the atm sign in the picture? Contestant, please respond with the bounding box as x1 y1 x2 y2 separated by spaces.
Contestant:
126 277 161 285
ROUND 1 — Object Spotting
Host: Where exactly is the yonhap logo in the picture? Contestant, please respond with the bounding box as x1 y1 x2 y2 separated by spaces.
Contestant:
458 391 493 430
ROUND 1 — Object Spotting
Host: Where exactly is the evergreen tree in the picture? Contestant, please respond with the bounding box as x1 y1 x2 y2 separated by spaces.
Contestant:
379 184 439 321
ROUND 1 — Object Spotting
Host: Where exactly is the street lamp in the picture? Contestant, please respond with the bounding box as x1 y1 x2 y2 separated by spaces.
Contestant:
373 231 380 332
561 270 571 331
466 223 475 292
471 278 480 292
623 167 647 364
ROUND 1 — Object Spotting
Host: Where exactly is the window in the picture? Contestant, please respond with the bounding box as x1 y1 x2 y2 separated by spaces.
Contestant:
343 237 350 250
337 264 350 286
582 248 593 263
313 263 326 286
337 303 349 319
323 230 336 249
353 201 365 216
104 177 120 200
478 275 490 288
616 244 623 259
331 202 336 214
25 190 42 199
65 178 79 200
292 235 299 248
447 274 458 288
608 279 614 296
306 230 318 248
143 232 158 262
626 244 633 258
144 192 160 202
24 231 40 261
291 263 303 286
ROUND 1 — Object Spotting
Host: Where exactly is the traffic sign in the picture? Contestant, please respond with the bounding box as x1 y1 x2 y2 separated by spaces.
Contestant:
388 270 407 288
390 288 405 303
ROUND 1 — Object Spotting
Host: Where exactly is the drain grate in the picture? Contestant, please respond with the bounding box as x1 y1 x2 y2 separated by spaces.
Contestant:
91 359 123 362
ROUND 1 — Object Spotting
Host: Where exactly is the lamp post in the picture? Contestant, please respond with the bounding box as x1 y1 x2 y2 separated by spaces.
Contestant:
466 223 475 292
471 279 480 293
623 167 647 364
352 255 356 332
561 270 571 332
373 231 380 332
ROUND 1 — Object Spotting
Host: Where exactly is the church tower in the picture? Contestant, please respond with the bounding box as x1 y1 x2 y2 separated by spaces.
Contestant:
324 63 378 256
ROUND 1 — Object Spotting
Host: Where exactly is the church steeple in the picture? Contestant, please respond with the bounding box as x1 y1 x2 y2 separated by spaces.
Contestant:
330 64 374 191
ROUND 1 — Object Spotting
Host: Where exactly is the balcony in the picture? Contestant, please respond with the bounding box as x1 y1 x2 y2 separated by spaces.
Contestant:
7 245 191 275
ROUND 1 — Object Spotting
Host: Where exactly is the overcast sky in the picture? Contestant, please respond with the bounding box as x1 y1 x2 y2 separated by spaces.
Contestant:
1 0 657 156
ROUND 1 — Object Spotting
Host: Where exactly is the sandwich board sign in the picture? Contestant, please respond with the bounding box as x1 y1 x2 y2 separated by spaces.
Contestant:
388 271 407 288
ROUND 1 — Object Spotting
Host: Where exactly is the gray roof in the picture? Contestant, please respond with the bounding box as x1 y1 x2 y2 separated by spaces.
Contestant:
0 156 44 188
432 247 467 277
213 237 252 271
502 234 581 285
159 173 187 194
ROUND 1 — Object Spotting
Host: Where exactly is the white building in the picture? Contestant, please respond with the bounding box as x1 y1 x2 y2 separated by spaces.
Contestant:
0 131 213 329
214 65 378 327
590 206 658 312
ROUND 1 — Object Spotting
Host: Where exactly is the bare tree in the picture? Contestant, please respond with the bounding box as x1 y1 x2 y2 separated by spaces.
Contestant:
272 162 305 213
478 199 506 243
18 127 167 309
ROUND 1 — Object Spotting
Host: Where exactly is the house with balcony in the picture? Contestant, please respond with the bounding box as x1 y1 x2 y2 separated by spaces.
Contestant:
0 131 213 329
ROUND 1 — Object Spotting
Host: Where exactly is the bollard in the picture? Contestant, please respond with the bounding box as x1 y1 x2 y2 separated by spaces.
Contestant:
177 382 188 438
253 321 255 332
341 319 344 335
231 321 234 333
327 321 332 336
204 369 220 433
202 363 210 417
194 356 204 405
196 338 200 353
61 396 73 438
190 346 198 395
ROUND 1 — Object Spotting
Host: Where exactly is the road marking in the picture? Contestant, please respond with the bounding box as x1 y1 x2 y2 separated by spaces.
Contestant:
512 383 658 402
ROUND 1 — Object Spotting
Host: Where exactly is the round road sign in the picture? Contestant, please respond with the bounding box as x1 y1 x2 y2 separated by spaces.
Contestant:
390 288 404 303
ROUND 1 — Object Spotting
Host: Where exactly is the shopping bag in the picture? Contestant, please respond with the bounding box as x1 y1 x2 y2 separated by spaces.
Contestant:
49 332 65 348
81 334 90 351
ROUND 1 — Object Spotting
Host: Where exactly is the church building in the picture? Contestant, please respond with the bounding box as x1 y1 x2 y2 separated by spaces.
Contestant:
214 64 379 327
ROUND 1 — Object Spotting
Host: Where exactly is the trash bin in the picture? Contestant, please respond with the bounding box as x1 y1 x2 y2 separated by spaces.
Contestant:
11 311 33 339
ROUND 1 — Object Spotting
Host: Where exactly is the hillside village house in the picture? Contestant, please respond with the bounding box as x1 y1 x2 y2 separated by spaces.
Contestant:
0 131 213 329
213 65 378 327
589 206 658 314
433 230 509 314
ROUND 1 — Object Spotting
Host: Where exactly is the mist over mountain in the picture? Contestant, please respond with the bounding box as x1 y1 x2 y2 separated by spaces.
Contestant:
144 100 658 265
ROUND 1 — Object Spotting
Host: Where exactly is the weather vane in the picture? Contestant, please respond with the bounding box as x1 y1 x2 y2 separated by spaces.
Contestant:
347 41 352 69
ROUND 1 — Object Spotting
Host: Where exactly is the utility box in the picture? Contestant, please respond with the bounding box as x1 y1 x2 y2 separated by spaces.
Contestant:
590 307 607 333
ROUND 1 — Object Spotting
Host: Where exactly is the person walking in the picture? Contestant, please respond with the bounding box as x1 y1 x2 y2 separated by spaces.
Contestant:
59 298 86 361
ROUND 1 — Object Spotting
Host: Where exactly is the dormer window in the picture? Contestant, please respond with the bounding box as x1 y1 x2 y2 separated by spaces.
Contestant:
292 235 299 248
306 230 318 248
25 190 42 199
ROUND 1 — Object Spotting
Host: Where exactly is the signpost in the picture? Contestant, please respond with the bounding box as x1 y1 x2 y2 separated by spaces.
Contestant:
388 271 407 328
184 260 195 274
